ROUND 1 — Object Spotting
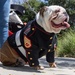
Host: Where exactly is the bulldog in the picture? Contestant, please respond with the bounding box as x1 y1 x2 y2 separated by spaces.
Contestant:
0 5 70 70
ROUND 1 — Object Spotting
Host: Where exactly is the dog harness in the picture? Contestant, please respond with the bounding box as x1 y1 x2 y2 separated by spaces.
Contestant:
7 19 57 67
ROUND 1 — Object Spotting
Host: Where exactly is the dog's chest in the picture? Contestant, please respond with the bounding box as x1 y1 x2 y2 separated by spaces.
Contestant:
24 21 55 50
32 31 54 49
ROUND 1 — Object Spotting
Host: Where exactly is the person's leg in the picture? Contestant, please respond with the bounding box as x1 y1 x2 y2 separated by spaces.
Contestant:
0 0 10 48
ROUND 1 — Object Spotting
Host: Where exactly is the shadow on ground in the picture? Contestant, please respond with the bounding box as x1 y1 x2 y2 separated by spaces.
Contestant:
0 63 41 73
0 57 75 72
39 57 75 69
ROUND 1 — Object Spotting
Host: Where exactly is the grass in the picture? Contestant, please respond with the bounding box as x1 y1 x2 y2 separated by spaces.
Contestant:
56 28 75 57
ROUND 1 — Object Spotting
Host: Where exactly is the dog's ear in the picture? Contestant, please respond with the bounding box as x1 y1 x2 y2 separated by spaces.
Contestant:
39 6 48 17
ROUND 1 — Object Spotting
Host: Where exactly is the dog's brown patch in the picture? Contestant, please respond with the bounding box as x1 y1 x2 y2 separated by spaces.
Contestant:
39 6 48 17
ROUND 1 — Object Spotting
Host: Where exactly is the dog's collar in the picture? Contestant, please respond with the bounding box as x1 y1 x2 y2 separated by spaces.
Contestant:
33 19 55 35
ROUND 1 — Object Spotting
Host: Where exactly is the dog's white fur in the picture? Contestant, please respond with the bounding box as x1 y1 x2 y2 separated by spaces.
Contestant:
36 5 70 33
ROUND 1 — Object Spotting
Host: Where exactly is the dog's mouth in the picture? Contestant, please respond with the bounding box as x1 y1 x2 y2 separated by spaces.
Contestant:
51 15 70 29
51 21 70 29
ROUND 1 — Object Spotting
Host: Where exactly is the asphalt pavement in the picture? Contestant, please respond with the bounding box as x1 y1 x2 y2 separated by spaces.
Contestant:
0 57 75 75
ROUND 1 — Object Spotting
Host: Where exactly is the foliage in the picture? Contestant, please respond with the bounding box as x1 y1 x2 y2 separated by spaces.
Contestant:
20 0 46 22
57 28 75 57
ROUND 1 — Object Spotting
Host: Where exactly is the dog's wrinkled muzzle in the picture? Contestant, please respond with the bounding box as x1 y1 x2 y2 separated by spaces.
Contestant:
51 21 70 29
50 13 70 29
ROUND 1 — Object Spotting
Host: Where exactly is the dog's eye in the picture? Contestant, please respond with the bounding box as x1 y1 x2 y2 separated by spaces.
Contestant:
55 9 60 13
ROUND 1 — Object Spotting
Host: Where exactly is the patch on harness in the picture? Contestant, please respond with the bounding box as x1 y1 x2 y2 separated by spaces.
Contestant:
24 36 32 48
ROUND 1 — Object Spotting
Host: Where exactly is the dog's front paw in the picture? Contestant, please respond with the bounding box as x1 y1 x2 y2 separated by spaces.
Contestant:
49 62 57 68
33 65 44 70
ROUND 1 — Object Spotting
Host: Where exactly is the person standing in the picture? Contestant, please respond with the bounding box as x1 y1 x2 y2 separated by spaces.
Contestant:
0 0 10 48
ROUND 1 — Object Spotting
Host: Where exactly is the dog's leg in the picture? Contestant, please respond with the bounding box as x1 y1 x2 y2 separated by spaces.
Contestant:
15 57 26 67
0 41 18 66
46 51 57 68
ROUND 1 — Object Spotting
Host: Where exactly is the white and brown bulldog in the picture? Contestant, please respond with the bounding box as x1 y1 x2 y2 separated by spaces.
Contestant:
0 5 70 70
36 5 70 33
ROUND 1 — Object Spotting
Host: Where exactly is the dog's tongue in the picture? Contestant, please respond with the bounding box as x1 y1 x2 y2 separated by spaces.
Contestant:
63 21 70 28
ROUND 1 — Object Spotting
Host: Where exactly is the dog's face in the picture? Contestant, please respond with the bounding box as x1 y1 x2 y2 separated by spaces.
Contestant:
36 5 70 33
